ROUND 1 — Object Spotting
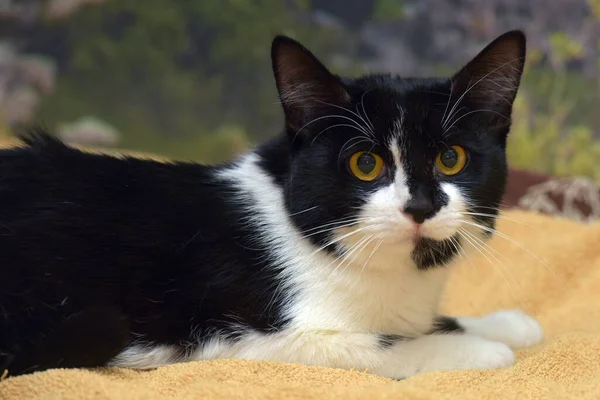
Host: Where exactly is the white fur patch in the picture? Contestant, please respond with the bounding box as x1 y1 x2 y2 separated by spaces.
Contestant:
214 154 446 335
192 329 517 379
422 183 468 241
457 309 543 349
375 334 516 377
109 345 180 369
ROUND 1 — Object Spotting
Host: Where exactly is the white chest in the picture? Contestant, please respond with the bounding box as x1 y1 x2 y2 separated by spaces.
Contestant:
283 248 451 336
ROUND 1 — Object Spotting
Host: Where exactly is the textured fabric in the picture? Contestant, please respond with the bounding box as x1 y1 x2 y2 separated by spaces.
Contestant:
504 168 600 222
1 210 599 399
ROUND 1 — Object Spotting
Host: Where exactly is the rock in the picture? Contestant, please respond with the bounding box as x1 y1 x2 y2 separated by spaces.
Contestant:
1 86 38 126
44 0 107 20
14 55 56 93
57 116 120 147
346 0 599 76
0 41 55 126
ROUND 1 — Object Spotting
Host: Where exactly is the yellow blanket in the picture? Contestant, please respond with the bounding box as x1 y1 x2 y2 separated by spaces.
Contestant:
2 210 599 400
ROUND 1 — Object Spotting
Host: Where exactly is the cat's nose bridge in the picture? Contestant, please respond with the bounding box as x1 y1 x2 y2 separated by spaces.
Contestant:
402 184 440 224
402 198 434 224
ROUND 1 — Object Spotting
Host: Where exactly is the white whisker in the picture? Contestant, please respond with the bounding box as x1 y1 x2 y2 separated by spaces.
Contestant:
459 219 564 287
359 90 376 132
294 114 371 143
311 123 375 145
440 82 454 130
308 226 370 256
441 57 524 130
443 109 510 135
460 228 522 292
299 219 370 240
457 229 516 293
462 211 541 231
327 234 373 278
352 236 384 287
338 138 374 165
288 206 319 217
300 217 368 234
314 100 376 140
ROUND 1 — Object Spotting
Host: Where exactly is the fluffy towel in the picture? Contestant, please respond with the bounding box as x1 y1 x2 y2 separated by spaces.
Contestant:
1 210 600 399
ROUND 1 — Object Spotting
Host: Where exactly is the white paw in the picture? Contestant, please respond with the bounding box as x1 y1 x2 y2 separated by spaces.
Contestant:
461 339 516 371
418 336 516 374
459 309 543 349
391 334 516 376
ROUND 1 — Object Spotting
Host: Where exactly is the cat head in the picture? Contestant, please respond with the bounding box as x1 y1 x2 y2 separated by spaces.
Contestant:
270 31 526 270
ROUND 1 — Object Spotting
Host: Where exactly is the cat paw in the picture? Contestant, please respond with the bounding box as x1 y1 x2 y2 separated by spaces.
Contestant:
379 334 515 378
419 336 515 373
459 309 543 349
461 339 516 370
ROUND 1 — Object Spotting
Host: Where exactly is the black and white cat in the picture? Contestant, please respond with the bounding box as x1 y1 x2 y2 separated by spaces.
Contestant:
0 30 542 379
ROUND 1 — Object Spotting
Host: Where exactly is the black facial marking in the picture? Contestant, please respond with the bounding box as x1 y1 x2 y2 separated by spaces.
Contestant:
412 235 461 270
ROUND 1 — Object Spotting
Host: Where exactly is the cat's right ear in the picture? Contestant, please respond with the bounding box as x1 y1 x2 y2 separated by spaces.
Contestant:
271 36 351 135
449 31 526 123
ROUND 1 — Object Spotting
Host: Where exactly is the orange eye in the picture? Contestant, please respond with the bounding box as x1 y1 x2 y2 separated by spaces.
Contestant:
349 152 384 181
436 146 467 175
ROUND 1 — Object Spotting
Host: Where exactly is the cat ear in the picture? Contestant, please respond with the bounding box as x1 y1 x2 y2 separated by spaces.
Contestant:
271 36 351 133
450 30 526 120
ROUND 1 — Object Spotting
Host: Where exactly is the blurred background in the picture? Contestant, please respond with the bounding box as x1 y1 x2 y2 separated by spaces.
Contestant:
0 0 599 179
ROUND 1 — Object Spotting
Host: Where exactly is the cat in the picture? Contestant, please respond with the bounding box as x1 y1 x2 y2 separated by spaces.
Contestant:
0 30 542 379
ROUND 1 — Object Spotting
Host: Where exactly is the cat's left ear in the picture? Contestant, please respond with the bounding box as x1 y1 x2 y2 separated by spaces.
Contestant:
271 36 351 134
450 30 526 121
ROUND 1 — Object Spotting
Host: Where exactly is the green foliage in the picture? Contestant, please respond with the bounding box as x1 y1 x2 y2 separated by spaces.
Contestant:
29 1 599 179
508 94 600 180
589 0 600 20
507 20 600 180
547 32 584 68
36 1 350 162
372 0 404 21
0 117 9 141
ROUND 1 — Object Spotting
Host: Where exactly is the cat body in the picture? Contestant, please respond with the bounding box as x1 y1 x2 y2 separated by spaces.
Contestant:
0 31 542 378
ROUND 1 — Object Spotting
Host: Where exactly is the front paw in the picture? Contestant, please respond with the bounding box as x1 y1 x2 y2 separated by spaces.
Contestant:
378 334 515 378
425 337 515 372
460 309 543 349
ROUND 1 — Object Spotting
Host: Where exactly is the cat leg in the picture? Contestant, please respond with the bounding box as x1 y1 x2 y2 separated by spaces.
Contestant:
114 311 542 378
435 309 543 349
190 328 516 380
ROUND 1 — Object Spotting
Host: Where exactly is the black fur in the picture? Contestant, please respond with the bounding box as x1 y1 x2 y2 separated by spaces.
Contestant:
430 317 465 334
0 133 290 375
377 334 406 349
0 31 525 376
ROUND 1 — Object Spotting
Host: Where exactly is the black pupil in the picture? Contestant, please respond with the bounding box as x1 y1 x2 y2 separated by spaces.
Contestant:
441 148 458 168
357 153 376 174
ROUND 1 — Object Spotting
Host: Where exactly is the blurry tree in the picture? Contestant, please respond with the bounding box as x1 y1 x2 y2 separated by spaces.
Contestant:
32 0 356 161
371 0 405 21
2 0 598 182
507 10 600 180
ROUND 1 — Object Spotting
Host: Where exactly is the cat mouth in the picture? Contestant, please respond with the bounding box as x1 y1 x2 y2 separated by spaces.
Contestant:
389 232 420 247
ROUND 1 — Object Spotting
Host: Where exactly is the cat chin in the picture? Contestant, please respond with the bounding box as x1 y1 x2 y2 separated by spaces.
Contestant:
335 232 457 272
